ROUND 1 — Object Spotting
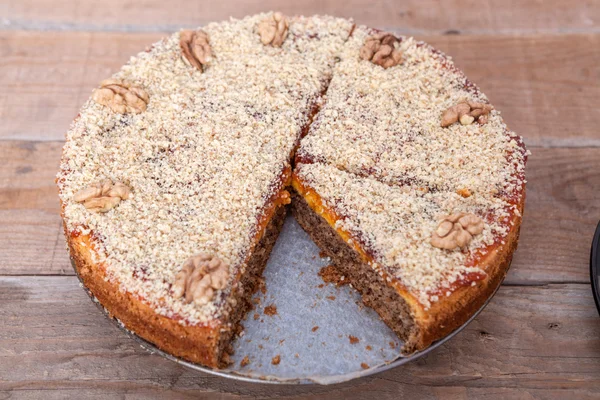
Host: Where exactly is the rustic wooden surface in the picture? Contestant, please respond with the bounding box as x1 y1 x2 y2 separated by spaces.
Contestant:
1 1 599 398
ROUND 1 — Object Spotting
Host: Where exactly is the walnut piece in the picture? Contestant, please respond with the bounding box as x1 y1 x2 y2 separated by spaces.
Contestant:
92 79 149 114
180 29 212 71
359 33 403 69
73 180 131 213
173 253 230 306
258 12 289 47
431 213 484 250
441 100 493 127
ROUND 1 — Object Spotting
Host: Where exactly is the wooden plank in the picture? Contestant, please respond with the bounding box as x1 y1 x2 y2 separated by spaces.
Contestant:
1 31 599 146
0 277 599 398
0 141 597 284
1 0 598 34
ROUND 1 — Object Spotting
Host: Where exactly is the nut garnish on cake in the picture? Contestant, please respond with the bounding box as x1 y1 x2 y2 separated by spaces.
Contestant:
359 33 403 68
173 253 230 306
430 213 484 250
73 180 131 213
257 12 289 47
179 29 212 71
441 100 493 127
92 79 149 114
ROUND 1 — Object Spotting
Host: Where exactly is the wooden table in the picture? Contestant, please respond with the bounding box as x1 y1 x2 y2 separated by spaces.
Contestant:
1 1 599 398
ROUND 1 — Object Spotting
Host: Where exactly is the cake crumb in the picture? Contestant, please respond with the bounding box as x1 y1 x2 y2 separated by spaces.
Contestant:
240 356 250 367
264 304 278 316
279 339 285 345
361 362 370 369
319 250 328 258
326 295 336 301
295 353 299 358
312 326 319 332
389 341 397 349
317 284 324 288
258 344 263 350
318 264 348 286
365 345 372 351
253 313 260 320
271 354 281 365
349 335 360 344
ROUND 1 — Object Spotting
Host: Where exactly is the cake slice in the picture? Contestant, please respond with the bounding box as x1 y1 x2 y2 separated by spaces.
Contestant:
57 13 353 367
292 26 527 352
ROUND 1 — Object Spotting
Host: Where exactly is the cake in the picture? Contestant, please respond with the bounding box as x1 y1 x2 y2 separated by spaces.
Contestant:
57 13 527 368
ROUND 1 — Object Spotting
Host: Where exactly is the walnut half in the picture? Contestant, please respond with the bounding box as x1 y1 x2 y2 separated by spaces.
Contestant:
430 213 484 250
258 12 289 47
180 29 212 72
173 253 230 306
73 180 131 213
359 33 403 69
92 79 149 114
441 100 493 127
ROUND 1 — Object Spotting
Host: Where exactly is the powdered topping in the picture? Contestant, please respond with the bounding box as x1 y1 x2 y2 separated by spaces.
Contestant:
92 79 149 114
295 163 515 307
298 26 527 198
179 29 212 71
73 179 131 213
57 14 353 325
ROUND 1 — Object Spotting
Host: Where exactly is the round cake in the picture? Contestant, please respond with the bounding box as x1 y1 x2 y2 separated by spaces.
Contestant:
57 12 528 368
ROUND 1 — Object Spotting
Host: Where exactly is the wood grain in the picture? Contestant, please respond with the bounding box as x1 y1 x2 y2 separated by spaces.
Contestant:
1 0 598 34
1 277 599 398
1 31 599 146
0 141 597 284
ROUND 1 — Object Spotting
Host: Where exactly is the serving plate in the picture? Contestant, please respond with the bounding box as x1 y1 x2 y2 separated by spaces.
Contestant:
73 214 502 385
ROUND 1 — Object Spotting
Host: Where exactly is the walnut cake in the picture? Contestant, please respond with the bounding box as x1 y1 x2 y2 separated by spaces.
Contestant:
57 13 527 368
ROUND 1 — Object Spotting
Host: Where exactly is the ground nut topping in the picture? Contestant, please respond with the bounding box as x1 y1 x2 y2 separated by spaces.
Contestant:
57 14 354 325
